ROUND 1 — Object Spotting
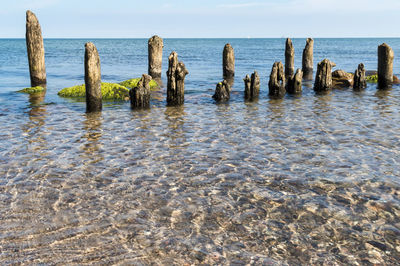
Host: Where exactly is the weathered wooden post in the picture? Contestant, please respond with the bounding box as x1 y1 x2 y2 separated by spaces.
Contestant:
84 42 102 112
302 38 314 80
223 43 235 86
213 80 230 102
378 43 394 89
244 71 260 101
287 69 303 94
353 63 366 90
166 51 188 106
285 38 295 80
129 74 152 109
148 35 163 86
314 59 332 92
26 10 46 88
268 62 286 98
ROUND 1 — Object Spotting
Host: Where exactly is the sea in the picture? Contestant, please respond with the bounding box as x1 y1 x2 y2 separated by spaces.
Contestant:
0 38 399 264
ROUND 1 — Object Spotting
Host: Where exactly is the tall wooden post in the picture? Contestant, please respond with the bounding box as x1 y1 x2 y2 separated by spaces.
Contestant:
85 42 102 112
223 43 235 86
302 38 314 80
26 10 46 87
148 35 163 86
378 43 394 89
167 52 188 106
285 38 295 80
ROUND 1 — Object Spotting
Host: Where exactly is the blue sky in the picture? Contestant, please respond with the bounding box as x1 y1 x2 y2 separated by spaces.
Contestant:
1 0 400 38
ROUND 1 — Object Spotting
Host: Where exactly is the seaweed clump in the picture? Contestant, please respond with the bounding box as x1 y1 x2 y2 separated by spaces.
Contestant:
366 75 378 83
58 78 159 101
58 83 129 100
17 86 45 94
119 78 159 90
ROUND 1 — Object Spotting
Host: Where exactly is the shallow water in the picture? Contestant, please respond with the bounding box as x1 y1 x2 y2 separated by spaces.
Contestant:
0 38 400 264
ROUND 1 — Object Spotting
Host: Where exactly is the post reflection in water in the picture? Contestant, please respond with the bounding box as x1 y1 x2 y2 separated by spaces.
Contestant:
312 92 332 117
267 98 285 121
23 92 48 149
164 105 186 150
81 112 104 165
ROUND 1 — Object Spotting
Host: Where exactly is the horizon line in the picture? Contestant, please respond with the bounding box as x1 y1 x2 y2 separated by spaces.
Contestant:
1 37 400 40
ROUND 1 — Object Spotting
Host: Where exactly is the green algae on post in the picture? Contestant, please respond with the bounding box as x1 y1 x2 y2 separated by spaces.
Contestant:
58 82 129 100
17 86 45 94
366 75 378 83
119 78 159 90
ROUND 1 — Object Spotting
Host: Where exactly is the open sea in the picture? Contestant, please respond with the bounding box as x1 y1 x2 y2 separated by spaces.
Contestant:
0 38 400 264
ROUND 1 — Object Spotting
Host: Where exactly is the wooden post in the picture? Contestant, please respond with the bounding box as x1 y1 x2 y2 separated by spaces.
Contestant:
302 38 314 80
353 63 366 90
26 10 46 87
213 80 230 102
130 74 152 109
268 62 286 98
223 43 235 86
85 42 102 112
287 69 303 94
148 35 163 86
285 38 295 80
378 43 394 89
166 51 188 106
314 59 333 92
244 71 260 101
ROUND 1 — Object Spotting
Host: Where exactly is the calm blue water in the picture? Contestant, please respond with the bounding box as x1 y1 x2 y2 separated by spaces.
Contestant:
1 38 400 96
0 38 400 264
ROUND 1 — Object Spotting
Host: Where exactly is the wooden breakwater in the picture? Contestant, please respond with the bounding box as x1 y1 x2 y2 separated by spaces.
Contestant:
22 11 397 112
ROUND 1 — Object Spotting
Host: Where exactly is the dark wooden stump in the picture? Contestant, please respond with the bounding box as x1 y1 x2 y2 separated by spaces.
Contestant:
244 71 260 101
148 35 163 86
378 43 394 89
353 63 366 90
26 10 46 88
213 80 230 102
130 74 152 109
84 42 102 113
314 59 332 92
285 38 295 80
166 51 188 106
223 43 235 87
287 69 303 94
269 62 286 98
302 38 314 80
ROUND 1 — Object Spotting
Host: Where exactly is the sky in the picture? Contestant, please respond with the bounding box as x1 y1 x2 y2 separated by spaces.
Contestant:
1 0 400 38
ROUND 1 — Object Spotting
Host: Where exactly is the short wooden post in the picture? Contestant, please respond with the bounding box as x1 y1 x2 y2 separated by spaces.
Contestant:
314 59 332 92
84 42 102 112
378 43 394 89
268 62 286 98
129 74 152 109
148 35 163 86
223 43 235 86
213 80 230 102
26 10 46 87
166 51 188 106
302 38 314 80
287 69 303 94
353 63 366 90
244 71 260 101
